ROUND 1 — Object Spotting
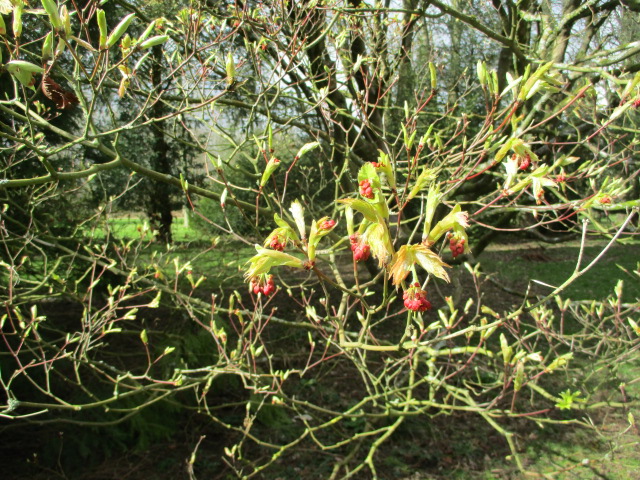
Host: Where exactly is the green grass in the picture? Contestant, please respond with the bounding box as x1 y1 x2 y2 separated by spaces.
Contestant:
77 214 257 290
86 215 203 243
480 241 640 301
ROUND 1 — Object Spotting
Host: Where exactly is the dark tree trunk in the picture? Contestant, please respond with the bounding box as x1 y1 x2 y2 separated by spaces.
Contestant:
148 44 173 244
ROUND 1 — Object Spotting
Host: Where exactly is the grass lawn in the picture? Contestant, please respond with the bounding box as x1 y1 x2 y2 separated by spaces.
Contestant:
479 240 640 301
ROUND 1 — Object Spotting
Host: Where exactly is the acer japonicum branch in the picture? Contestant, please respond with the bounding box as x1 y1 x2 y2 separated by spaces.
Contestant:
1 1 639 478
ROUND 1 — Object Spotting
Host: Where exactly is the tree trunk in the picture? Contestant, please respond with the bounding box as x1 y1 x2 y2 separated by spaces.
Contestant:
148 44 173 244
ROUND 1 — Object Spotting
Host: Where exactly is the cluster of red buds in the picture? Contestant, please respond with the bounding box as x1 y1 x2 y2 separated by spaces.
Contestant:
359 179 374 199
349 234 370 262
403 283 431 312
269 234 286 251
447 232 466 258
250 274 276 296
319 218 336 230
512 153 530 171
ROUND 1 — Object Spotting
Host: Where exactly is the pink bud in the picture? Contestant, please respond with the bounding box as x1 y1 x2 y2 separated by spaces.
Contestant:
319 219 336 230
359 179 375 199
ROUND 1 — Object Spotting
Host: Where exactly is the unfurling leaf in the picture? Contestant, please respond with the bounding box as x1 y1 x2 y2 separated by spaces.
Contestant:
41 0 62 30
245 246 305 279
414 246 450 282
97 9 108 49
294 141 320 159
338 198 379 224
148 290 161 308
545 352 573 373
362 223 393 268
42 31 55 62
5 60 44 87
5 60 45 74
555 389 583 410
426 204 469 244
106 13 136 49
628 318 640 336
60 5 72 38
429 62 437 90
373 151 396 190
389 244 450 286
500 333 513 366
259 156 280 187
513 361 525 391
163 346 176 355
406 169 437 203
139 35 169 49
477 60 487 87
289 200 306 240
307 217 337 261
214 188 225 210
226 51 235 85
421 184 442 241
273 213 291 230
118 77 130 98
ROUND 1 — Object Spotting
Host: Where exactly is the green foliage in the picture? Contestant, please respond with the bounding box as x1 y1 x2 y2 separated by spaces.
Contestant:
555 389 584 410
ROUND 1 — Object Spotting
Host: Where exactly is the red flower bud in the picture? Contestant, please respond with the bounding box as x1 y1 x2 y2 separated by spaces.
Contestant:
261 275 276 295
448 234 466 258
269 235 286 251
250 275 276 296
359 179 375 199
319 219 336 230
350 234 370 262
403 284 431 312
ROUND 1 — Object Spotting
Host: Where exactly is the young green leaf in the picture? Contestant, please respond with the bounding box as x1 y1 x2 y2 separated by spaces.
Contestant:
338 198 379 224
294 141 320 159
139 35 169 49
42 31 55 62
500 333 513 366
106 13 135 49
226 51 235 85
429 62 437 90
97 9 108 49
5 60 45 74
389 244 450 286
260 156 280 187
41 0 62 30
289 200 306 240
12 1 23 37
